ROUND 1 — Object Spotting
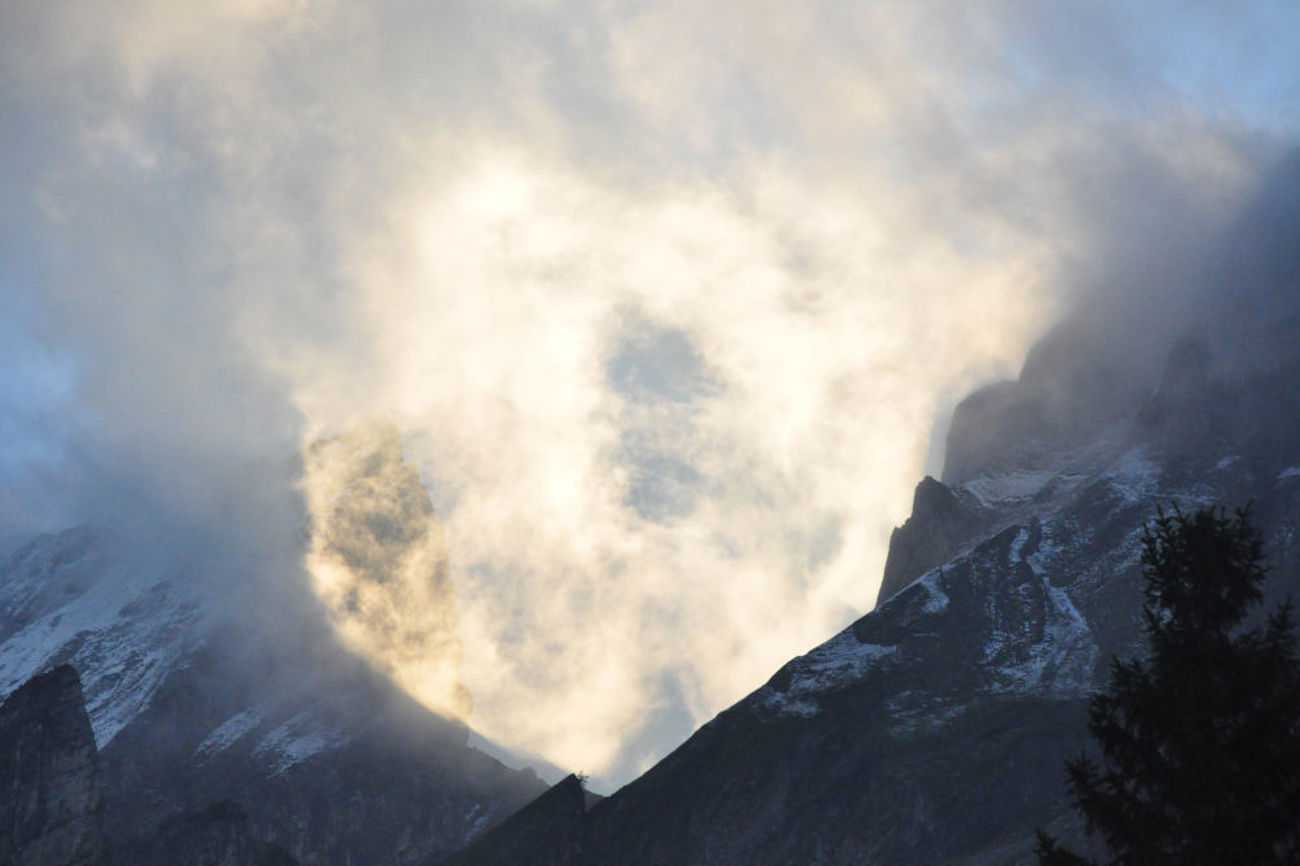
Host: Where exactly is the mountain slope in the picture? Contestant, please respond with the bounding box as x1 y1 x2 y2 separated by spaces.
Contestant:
0 430 547 865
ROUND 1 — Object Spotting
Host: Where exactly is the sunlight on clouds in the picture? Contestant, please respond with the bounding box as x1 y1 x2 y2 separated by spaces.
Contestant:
1 0 1278 789
280 146 1051 777
302 422 471 722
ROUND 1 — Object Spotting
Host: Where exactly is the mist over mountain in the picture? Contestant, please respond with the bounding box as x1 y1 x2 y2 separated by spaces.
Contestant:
303 422 472 722
0 435 546 865
5 133 1294 864
3 6 1300 862
6 1 1300 786
433 145 1300 866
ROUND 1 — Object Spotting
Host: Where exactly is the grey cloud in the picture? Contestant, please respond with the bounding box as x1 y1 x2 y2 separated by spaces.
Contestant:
606 314 717 523
606 317 717 405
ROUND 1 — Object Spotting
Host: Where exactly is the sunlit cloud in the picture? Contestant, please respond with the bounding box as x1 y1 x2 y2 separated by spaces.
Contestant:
303 422 471 721
1 0 1292 787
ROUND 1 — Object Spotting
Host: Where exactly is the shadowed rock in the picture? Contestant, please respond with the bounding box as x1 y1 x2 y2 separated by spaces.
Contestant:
877 476 987 606
107 800 298 866
436 775 591 866
0 665 105 866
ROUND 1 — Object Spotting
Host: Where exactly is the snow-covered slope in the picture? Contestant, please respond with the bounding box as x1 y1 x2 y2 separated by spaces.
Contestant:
0 528 207 748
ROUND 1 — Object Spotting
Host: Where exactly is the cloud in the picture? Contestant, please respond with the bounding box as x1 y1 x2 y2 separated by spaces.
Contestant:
1 0 1296 786
303 421 471 721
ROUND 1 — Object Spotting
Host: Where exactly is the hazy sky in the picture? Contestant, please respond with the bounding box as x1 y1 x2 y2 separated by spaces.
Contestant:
2 1 1299 788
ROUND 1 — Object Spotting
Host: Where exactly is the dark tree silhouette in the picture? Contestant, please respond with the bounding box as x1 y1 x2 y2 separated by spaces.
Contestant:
1038 506 1300 865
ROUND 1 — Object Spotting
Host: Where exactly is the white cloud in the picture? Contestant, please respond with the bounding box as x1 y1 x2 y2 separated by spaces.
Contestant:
1 0 1291 787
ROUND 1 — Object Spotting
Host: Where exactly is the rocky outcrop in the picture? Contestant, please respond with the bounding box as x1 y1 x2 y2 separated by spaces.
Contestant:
877 476 987 605
0 621 541 866
0 665 105 866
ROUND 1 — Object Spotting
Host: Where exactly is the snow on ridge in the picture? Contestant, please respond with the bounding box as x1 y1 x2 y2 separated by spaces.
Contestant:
962 469 1057 508
83 633 197 747
1101 449 1159 506
761 628 898 718
0 532 209 748
254 711 349 775
983 534 1098 698
761 691 820 718
918 570 949 614
196 708 265 760
1278 465 1300 482
793 631 897 691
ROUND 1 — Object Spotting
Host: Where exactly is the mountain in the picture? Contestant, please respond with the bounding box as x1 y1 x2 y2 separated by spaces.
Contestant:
0 427 546 865
6 165 1298 866
439 331 1300 865
432 162 1300 864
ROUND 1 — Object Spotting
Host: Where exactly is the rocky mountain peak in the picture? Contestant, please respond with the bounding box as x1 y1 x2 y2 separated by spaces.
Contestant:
877 477 986 606
941 323 1147 485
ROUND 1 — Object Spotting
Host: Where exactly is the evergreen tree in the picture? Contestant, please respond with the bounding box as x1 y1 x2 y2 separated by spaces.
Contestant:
1038 506 1300 865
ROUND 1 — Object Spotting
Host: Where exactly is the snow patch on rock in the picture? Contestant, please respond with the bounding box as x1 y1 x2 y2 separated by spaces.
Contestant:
962 469 1057 507
196 708 264 760
1026 521 1064 575
254 711 349 775
0 533 206 747
984 541 1098 698
1101 450 1159 506
919 571 949 615
463 802 492 844
761 629 898 718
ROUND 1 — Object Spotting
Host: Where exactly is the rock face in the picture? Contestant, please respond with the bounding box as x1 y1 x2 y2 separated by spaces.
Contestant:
0 665 306 866
0 665 105 866
96 643 542 866
877 476 986 604
107 801 298 866
939 323 1144 488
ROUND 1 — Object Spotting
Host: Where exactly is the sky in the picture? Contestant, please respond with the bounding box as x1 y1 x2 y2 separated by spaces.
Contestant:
2 1 1299 789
